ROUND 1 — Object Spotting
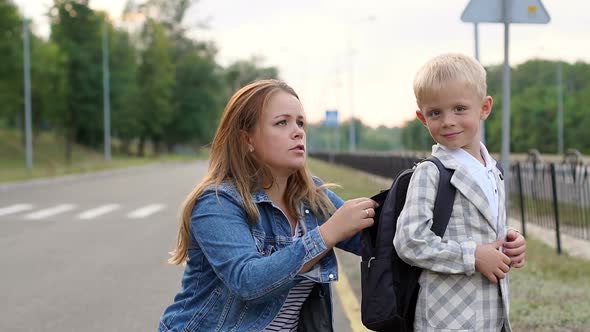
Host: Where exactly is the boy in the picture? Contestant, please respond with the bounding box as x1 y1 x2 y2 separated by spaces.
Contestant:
393 53 526 332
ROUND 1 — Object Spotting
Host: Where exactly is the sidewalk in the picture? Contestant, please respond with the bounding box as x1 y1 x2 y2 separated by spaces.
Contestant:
508 217 590 260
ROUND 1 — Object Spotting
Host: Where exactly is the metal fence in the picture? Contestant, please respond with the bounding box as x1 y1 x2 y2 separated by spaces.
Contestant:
310 150 590 253
508 151 590 248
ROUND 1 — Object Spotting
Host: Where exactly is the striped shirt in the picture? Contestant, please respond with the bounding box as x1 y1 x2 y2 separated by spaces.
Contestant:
263 222 316 332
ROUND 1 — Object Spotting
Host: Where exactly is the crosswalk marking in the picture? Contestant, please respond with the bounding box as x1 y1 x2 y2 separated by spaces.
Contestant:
127 204 166 219
77 204 121 220
24 204 77 220
0 204 34 217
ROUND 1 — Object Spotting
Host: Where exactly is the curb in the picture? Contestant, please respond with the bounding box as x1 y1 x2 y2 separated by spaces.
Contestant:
0 163 170 193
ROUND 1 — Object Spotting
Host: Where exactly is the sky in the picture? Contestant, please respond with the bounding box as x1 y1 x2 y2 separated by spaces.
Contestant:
18 0 590 128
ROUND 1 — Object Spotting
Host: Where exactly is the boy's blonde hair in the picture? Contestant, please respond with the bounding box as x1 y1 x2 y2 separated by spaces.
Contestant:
413 53 487 108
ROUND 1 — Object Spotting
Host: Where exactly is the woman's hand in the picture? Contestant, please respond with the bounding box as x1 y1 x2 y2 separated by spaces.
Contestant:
319 197 377 248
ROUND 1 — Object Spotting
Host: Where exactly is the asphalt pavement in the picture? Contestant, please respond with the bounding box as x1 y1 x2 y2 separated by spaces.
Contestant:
0 161 357 332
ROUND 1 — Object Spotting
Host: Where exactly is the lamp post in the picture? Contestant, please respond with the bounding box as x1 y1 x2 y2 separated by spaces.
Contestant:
347 15 375 152
102 20 111 162
21 6 33 170
23 18 33 170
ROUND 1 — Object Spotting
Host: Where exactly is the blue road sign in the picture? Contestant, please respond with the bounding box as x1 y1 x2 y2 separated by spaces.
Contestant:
324 110 339 128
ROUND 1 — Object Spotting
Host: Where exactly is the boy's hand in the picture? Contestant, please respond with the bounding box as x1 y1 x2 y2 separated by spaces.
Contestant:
503 230 526 268
475 239 511 284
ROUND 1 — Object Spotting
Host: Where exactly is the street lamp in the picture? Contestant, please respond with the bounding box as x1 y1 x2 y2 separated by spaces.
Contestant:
23 17 33 170
348 15 375 152
102 20 111 162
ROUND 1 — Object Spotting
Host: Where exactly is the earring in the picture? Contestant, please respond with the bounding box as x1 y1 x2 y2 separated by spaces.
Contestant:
248 145 254 152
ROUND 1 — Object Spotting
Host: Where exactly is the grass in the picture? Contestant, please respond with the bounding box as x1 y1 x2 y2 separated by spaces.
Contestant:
308 157 590 332
0 129 209 183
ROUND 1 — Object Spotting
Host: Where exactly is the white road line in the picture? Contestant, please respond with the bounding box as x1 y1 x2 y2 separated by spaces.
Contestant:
77 204 121 220
0 204 34 217
24 204 77 220
127 204 165 219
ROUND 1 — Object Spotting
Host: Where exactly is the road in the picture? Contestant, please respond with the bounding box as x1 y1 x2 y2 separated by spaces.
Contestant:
0 162 355 332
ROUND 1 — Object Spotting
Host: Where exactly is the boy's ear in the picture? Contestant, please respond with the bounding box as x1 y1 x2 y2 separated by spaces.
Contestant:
480 96 493 120
416 110 428 126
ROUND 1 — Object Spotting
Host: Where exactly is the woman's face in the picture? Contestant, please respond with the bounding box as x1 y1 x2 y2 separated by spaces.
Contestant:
248 90 306 179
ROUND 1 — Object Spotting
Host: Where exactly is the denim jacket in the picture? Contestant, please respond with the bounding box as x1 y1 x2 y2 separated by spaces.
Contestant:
158 178 361 332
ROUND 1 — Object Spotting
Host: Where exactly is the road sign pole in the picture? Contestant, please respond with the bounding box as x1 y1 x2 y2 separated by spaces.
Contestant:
474 22 486 144
501 0 511 193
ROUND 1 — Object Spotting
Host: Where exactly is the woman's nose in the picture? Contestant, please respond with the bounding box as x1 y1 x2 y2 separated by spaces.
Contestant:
293 125 304 139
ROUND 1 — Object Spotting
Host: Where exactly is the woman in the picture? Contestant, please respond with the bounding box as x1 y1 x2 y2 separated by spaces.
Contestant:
158 79 377 331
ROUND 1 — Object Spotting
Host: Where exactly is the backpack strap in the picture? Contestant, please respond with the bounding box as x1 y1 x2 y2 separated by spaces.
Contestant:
425 156 456 237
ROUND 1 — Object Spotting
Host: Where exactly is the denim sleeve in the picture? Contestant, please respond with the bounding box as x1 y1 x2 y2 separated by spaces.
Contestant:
323 187 362 256
192 190 329 302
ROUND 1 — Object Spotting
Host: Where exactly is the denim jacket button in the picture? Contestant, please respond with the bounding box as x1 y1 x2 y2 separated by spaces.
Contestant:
328 273 335 279
304 209 309 214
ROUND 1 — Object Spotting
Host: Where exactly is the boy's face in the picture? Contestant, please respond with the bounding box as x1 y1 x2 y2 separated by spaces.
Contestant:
416 80 492 159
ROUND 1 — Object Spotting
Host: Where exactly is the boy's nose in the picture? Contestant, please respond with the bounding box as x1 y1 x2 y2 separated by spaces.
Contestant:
441 113 456 127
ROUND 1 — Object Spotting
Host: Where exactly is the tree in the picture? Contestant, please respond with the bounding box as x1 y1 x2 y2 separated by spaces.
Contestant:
163 38 225 151
136 19 175 156
225 57 279 93
485 59 590 154
109 26 141 155
401 118 433 151
0 0 23 127
50 0 103 161
30 36 67 133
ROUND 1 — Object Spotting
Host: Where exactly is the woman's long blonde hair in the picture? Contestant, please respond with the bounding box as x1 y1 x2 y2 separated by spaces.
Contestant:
169 79 336 265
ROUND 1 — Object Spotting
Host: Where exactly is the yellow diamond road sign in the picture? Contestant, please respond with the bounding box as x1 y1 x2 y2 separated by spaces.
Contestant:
461 0 550 24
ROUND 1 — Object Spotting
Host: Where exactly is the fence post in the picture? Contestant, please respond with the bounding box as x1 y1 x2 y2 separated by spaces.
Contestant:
516 162 526 237
550 163 562 254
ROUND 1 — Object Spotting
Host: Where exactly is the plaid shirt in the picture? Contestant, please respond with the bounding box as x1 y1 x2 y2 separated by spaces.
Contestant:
394 148 511 332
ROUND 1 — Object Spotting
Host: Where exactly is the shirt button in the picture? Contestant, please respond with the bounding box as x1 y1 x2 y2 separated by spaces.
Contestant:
328 273 335 279
304 209 309 214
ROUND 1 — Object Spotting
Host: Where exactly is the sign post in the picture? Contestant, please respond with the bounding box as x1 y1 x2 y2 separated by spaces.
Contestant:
461 0 550 193
324 110 340 151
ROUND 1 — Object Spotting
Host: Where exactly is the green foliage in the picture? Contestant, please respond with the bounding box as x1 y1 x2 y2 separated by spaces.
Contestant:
307 119 403 152
50 0 103 158
0 0 279 162
485 59 590 154
109 27 140 144
0 0 23 124
137 19 175 148
165 39 225 148
225 56 279 94
360 125 403 151
30 36 67 132
400 117 434 151
0 128 204 183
